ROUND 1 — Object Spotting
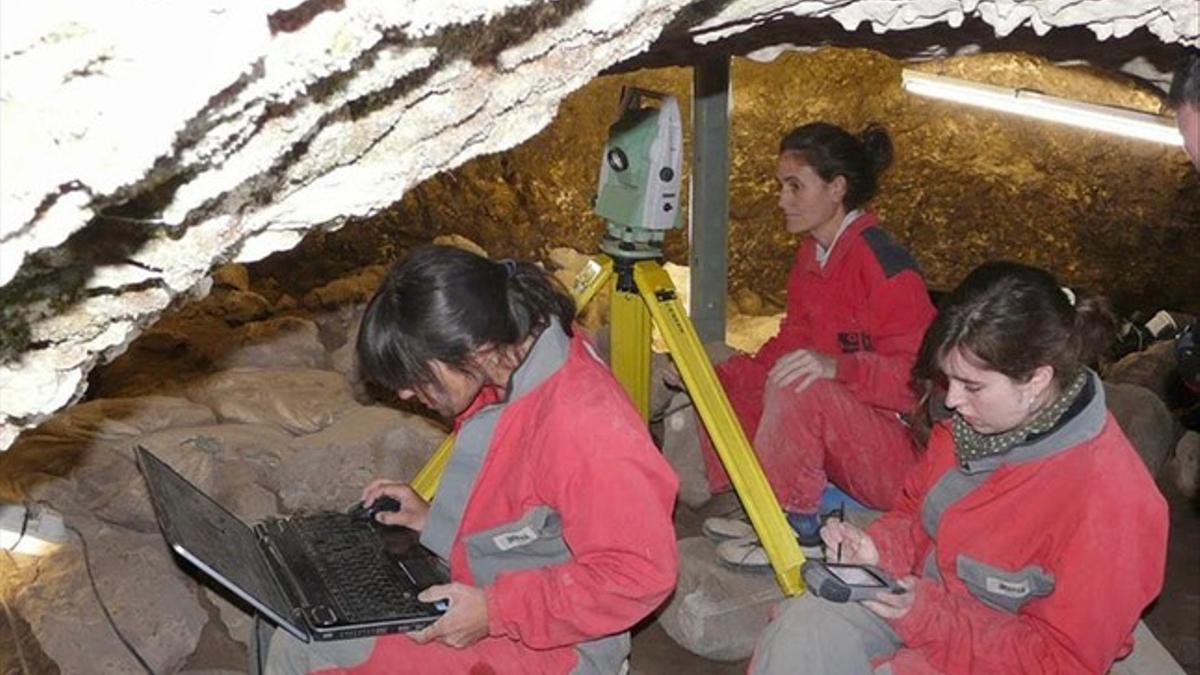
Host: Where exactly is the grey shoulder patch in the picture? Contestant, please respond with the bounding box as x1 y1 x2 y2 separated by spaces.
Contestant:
861 227 919 279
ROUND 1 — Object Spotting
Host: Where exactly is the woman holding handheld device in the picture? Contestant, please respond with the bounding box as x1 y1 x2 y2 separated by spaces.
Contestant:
750 261 1168 674
257 245 679 674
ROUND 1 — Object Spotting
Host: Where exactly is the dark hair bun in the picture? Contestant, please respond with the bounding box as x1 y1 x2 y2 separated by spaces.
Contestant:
859 123 893 178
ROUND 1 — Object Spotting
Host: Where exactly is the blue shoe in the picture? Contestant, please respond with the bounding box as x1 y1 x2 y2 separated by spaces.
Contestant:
786 511 823 548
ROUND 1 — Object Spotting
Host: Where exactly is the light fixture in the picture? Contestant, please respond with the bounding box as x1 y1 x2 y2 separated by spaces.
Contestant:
901 69 1184 147
0 503 66 556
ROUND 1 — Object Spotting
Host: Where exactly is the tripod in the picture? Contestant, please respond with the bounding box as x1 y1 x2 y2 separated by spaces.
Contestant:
409 249 807 596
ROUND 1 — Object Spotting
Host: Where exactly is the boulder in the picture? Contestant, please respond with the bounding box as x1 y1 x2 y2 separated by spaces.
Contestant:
207 289 271 325
185 369 357 435
1105 341 1178 405
0 396 216 507
211 263 251 292
280 405 446 511
27 395 217 445
1104 382 1178 478
311 303 365 353
15 520 207 675
136 423 294 525
302 266 386 310
662 393 711 509
216 316 329 370
658 536 783 662
431 234 488 258
1167 431 1199 499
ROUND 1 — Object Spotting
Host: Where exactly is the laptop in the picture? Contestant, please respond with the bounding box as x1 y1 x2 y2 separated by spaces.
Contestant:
136 446 448 642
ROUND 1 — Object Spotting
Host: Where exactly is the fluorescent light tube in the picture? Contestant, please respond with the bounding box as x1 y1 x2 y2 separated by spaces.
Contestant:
901 69 1183 146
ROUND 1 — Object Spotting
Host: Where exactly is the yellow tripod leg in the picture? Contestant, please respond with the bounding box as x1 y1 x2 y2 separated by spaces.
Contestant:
633 260 805 596
610 276 653 421
411 434 455 501
411 255 617 500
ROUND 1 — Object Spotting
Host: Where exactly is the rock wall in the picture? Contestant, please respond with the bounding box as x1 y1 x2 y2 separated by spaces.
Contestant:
2 0 1198 449
263 48 1200 316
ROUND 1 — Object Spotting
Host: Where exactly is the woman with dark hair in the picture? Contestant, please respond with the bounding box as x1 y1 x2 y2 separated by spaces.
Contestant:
260 245 679 674
685 122 936 565
749 261 1168 674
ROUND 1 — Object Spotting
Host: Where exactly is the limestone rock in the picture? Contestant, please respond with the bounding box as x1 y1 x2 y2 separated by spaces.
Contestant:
207 289 272 325
280 405 446 511
431 234 489 258
205 589 255 649
311 303 366 353
3 2 1196 449
1168 431 1199 500
658 536 783 662
136 423 293 524
136 327 191 354
212 264 251 292
274 293 299 312
662 393 712 509
0 395 216 504
15 522 206 675
26 395 217 445
1104 381 1178 478
1105 341 1179 405
217 316 329 370
185 368 357 435
302 266 386 310
733 287 765 316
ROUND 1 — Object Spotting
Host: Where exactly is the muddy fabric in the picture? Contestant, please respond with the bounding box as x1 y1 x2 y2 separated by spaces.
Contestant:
748 592 903 675
693 211 932 512
262 323 677 675
699 378 920 512
863 373 1169 674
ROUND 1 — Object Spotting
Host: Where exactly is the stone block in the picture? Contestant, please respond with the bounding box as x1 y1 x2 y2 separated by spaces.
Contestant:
1167 431 1199 499
1104 381 1178 478
185 368 357 435
217 316 329 370
658 536 783 662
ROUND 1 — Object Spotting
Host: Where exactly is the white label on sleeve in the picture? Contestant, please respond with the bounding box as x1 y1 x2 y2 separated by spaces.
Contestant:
493 526 539 551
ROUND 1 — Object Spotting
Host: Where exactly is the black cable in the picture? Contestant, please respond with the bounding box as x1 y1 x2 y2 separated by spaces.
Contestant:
0 550 32 675
63 521 157 675
648 394 694 424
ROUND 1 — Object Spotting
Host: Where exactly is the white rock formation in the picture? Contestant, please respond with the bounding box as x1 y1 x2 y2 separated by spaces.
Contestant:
1 0 1196 449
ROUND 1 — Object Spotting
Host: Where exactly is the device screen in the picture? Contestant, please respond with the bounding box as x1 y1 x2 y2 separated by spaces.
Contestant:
827 564 886 587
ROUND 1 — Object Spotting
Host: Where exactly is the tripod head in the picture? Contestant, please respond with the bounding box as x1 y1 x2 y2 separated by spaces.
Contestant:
594 87 683 260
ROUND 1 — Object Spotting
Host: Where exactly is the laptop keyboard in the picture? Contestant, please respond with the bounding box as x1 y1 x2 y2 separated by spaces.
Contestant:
290 514 428 623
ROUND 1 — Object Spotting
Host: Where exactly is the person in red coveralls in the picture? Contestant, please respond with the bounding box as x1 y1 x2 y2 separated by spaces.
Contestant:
258 245 679 675
683 122 936 564
749 261 1168 675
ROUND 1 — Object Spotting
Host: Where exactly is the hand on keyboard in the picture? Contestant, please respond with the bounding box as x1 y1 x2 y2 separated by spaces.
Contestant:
348 496 402 523
359 480 430 532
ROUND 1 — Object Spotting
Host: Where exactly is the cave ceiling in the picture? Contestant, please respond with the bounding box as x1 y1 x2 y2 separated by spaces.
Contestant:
1 0 1197 449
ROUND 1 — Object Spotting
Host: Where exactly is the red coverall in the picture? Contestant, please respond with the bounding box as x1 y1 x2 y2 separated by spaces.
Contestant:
700 212 936 512
866 379 1169 674
272 325 679 674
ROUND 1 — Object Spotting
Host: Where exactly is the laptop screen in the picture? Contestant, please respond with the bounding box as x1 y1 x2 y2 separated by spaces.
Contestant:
137 447 305 639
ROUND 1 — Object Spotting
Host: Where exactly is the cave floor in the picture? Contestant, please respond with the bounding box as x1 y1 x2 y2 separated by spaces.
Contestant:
629 476 1200 675
4 472 1194 674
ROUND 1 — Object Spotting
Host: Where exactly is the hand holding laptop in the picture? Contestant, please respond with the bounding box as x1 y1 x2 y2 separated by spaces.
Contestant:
359 480 430 531
408 582 488 649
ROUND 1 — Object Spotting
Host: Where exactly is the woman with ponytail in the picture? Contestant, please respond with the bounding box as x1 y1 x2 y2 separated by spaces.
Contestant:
751 261 1168 674
259 245 679 674
687 122 937 565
